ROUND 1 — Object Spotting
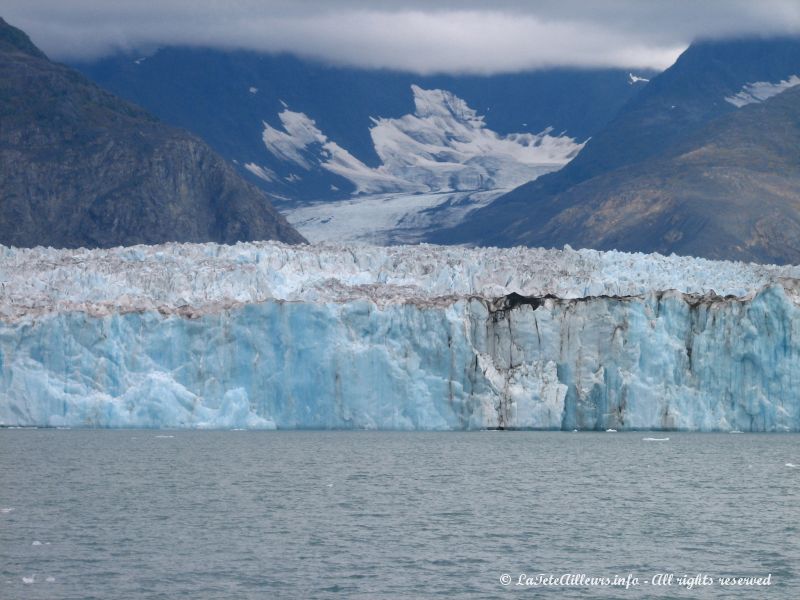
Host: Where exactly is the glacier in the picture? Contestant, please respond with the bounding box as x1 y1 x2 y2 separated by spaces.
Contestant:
254 85 583 244
283 189 506 245
1 242 800 431
257 85 582 196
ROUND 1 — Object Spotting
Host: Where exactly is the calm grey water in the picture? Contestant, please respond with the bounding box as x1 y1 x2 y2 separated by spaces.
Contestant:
0 431 797 599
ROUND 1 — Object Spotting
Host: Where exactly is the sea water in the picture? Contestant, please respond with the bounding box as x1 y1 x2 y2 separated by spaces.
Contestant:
0 431 797 598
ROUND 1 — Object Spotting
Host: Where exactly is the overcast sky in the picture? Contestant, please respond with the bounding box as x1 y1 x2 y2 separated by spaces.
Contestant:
5 1 800 73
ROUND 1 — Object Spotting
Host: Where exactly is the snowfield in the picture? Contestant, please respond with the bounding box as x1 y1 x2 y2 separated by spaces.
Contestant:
1 242 799 431
256 85 583 243
725 74 800 107
261 86 582 196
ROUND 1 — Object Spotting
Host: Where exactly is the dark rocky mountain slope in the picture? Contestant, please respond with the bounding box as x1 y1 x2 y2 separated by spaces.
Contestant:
506 86 800 264
0 18 305 248
439 37 800 264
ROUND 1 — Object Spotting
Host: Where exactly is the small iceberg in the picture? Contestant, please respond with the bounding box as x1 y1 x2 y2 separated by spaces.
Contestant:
643 437 670 441
786 463 799 468
606 429 617 432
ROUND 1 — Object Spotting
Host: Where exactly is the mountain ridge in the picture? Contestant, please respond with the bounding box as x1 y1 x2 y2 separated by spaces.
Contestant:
435 36 800 263
508 86 800 264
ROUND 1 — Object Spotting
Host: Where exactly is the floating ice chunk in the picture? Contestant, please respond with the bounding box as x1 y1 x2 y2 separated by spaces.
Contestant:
643 437 670 441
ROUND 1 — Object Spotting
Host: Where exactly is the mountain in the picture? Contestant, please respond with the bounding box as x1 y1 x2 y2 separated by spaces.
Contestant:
439 37 800 263
75 48 651 199
73 48 652 242
509 86 800 264
0 18 304 248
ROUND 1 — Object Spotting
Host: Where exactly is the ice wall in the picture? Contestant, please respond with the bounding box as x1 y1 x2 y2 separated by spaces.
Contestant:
1 242 799 431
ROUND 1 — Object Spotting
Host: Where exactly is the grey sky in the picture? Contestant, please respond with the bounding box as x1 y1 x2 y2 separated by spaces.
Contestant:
4 1 800 73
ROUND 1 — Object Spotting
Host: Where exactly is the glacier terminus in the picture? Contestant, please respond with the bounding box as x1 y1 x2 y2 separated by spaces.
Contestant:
1 242 799 431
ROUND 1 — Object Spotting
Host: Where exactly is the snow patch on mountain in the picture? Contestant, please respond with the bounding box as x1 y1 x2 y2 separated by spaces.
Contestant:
725 75 800 107
244 162 276 182
261 109 326 168
260 85 582 196
628 73 650 84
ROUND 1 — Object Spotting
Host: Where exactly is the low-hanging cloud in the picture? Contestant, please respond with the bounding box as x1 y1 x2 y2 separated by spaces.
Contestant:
4 0 800 73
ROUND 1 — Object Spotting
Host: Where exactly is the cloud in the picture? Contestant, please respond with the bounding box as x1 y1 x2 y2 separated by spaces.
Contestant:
4 1 800 73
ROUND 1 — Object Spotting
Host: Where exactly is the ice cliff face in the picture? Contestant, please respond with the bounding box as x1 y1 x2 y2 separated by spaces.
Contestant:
2 242 799 431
